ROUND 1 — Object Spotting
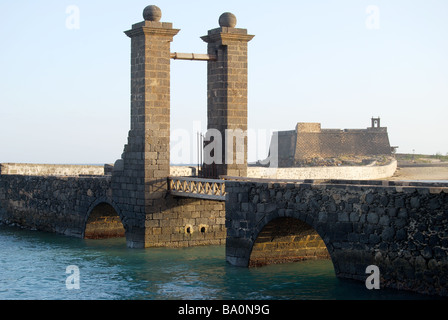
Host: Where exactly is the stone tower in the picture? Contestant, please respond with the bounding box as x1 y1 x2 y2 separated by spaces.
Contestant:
201 13 254 178
112 5 179 248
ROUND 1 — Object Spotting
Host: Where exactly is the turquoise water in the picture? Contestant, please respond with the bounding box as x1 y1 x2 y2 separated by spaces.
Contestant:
0 225 436 300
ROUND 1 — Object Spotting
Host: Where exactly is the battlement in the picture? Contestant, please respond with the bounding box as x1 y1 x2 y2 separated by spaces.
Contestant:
296 122 321 133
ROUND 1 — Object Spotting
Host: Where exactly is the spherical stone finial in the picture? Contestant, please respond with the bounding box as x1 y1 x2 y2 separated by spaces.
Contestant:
143 5 162 22
219 12 237 28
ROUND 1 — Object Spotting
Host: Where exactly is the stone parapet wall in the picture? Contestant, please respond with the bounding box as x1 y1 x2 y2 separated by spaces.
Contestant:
0 174 112 237
0 164 199 178
247 159 397 180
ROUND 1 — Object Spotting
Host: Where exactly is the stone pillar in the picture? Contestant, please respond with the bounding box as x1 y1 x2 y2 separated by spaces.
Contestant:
201 13 254 178
112 5 179 248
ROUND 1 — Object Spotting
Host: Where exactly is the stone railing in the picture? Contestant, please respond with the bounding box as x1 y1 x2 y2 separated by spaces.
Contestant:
168 177 226 201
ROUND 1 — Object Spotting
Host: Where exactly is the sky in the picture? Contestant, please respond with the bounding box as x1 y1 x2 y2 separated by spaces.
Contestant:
0 0 447 164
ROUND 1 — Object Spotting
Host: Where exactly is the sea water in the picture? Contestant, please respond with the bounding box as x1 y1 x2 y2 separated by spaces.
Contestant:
0 224 436 300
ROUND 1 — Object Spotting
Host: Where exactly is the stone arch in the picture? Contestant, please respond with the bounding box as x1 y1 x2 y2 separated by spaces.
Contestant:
248 214 335 269
83 198 126 239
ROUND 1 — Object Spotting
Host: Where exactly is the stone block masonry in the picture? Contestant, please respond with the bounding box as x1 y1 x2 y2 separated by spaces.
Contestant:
144 196 226 247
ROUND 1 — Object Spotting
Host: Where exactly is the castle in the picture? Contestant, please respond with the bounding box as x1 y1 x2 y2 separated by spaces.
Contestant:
270 117 394 167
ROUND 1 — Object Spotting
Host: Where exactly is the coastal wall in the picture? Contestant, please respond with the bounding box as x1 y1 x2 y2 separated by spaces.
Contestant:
0 163 107 176
247 159 397 181
0 162 397 181
171 161 398 181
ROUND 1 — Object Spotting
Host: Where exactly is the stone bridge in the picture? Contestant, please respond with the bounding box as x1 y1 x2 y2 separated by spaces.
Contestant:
225 178 448 296
1 5 447 298
1 166 447 296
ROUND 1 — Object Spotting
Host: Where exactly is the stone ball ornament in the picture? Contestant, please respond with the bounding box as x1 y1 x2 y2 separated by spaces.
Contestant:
219 12 237 28
143 5 162 22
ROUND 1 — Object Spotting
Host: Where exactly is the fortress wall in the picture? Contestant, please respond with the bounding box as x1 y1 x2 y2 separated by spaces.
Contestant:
294 132 322 160
248 159 397 180
295 130 391 160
